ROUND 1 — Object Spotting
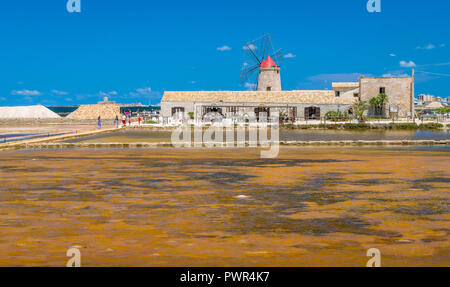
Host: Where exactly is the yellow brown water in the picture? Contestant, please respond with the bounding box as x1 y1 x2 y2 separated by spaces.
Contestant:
0 147 448 266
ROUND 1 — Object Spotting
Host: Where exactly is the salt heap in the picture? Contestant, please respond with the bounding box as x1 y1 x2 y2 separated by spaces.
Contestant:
67 104 120 119
0 105 61 119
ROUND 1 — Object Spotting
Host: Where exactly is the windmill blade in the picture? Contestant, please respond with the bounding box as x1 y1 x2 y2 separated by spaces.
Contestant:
240 63 259 74
243 41 261 64
240 65 259 83
270 48 283 60
271 49 284 65
261 35 269 62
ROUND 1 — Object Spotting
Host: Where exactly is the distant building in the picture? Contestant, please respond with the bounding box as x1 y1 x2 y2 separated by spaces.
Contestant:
98 97 116 105
418 94 435 103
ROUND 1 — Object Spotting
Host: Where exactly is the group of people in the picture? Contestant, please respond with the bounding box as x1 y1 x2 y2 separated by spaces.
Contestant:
115 111 143 128
97 110 143 129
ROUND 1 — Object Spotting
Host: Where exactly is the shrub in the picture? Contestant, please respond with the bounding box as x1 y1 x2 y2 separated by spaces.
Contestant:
343 123 371 129
388 123 419 130
419 123 444 130
325 110 350 122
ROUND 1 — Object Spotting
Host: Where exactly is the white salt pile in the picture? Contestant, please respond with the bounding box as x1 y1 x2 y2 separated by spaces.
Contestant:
0 105 61 119
67 104 120 119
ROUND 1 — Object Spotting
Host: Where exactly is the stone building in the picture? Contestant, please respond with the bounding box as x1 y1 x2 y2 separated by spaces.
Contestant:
257 56 281 91
161 89 356 123
161 69 414 122
359 76 414 118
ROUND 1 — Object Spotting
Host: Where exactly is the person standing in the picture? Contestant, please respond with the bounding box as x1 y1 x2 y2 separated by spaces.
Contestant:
114 116 119 128
97 116 102 129
122 114 126 126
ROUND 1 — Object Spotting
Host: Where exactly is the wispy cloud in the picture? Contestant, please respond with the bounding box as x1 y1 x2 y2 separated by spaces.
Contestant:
418 62 450 67
297 73 371 90
99 91 117 97
217 45 231 51
243 44 257 51
11 89 41 96
284 53 296 58
244 82 256 90
440 44 446 48
135 87 152 95
416 44 436 50
383 72 410 77
0 97 7 101
51 89 68 95
307 73 365 83
400 60 416 68
389 53 396 57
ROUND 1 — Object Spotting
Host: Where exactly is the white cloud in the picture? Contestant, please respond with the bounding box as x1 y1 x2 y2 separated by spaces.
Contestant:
307 73 365 83
99 91 118 97
0 97 6 101
189 81 196 84
416 44 436 50
51 89 68 95
400 60 416 68
244 82 256 90
217 45 231 51
243 44 257 51
383 73 410 77
136 87 152 95
11 89 41 96
389 53 396 57
284 53 296 58
65 97 73 102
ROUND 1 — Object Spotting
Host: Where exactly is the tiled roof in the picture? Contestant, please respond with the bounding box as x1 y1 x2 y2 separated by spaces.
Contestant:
162 90 355 105
332 82 360 88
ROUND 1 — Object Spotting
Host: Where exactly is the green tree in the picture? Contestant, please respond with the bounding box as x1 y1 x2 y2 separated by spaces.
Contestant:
369 93 389 116
353 100 368 122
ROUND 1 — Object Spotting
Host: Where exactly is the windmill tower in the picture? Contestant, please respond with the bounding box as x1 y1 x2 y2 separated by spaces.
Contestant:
240 33 283 91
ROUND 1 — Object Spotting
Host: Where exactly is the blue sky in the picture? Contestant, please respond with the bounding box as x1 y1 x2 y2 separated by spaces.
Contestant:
1 0 449 106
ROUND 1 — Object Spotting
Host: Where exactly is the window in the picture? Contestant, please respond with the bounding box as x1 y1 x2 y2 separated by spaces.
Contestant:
171 107 185 116
335 91 340 97
354 93 359 98
267 87 272 91
380 87 386 94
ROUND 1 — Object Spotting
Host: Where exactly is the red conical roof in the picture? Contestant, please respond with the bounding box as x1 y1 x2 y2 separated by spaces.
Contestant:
260 56 277 68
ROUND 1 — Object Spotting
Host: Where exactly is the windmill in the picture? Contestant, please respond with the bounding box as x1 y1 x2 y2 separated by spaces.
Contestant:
240 33 284 91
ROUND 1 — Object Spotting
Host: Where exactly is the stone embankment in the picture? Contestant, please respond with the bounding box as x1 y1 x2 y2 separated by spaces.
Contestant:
3 140 449 151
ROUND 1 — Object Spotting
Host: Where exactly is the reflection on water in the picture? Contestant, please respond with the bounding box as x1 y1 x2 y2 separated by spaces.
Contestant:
0 147 448 266
63 129 450 143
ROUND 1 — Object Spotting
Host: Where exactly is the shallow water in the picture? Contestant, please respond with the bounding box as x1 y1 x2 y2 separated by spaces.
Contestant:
63 129 450 143
0 147 448 266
